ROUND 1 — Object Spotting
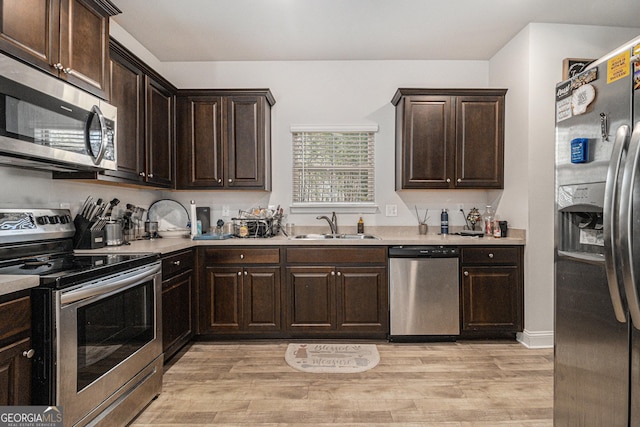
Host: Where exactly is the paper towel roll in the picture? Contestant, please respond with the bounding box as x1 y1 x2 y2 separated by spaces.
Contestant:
190 200 197 237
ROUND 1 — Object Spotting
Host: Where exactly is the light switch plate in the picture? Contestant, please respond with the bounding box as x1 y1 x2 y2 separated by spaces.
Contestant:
222 205 230 217
385 204 397 217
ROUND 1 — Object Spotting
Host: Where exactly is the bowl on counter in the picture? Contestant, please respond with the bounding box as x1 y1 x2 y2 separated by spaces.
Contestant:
158 229 190 238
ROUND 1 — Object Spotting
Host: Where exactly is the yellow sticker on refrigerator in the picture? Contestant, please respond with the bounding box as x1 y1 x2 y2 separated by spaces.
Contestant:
634 44 640 91
607 51 630 84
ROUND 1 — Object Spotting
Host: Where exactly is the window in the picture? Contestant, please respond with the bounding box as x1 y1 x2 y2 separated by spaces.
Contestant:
291 125 376 206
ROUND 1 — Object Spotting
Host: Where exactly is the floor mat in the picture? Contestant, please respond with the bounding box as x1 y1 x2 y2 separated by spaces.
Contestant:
285 343 379 373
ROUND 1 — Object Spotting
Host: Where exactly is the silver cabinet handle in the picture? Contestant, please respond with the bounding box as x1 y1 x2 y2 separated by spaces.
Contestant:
337 271 342 276
331 271 335 276
488 253 494 259
604 125 630 323
54 63 64 70
237 271 242 276
148 173 154 178
23 349 35 359
464 271 469 276
620 124 640 329
218 179 222 183
139 172 146 177
240 254 244 259
63 67 71 74
244 271 248 276
457 178 462 183
446 178 451 183
172 260 181 266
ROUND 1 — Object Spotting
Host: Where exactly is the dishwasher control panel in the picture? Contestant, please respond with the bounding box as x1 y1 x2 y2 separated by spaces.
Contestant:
388 245 459 258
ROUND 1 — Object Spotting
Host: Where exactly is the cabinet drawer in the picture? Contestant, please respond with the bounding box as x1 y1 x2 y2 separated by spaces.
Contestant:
286 247 386 264
163 249 194 279
204 248 280 264
461 246 519 265
0 296 30 342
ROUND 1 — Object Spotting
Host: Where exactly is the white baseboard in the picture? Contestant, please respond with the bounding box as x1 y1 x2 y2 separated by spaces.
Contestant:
516 329 554 348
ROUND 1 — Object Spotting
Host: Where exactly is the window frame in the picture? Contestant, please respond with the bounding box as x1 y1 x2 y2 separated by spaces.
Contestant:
289 124 378 214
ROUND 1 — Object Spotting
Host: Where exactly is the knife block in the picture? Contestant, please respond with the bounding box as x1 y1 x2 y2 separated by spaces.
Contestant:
73 215 105 249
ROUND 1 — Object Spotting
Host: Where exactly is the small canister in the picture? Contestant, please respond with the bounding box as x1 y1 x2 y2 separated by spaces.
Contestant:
499 221 508 237
105 220 124 246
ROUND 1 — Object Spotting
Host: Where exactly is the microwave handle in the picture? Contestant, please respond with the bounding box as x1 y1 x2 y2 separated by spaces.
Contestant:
85 105 108 165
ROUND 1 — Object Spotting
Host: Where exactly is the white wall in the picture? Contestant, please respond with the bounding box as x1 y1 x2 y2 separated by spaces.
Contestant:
489 23 640 347
161 59 495 228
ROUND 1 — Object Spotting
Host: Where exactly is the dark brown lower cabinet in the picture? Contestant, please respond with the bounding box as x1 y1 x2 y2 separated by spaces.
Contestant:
285 247 388 338
0 291 33 405
198 248 281 336
460 246 523 337
162 250 195 362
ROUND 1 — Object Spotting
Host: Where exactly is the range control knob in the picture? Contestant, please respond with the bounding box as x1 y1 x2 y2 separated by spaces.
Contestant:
36 216 49 225
49 216 61 224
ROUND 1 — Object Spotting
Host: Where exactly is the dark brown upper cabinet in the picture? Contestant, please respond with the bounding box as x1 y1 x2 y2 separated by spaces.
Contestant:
176 90 275 190
392 88 506 190
0 0 120 99
53 39 176 188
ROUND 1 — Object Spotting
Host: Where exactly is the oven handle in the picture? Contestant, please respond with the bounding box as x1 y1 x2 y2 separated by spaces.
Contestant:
60 262 161 305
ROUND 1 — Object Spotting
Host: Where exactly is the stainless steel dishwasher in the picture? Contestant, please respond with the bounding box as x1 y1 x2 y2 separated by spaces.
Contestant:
389 245 460 341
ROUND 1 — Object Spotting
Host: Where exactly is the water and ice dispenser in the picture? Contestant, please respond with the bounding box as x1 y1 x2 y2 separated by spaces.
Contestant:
557 182 605 256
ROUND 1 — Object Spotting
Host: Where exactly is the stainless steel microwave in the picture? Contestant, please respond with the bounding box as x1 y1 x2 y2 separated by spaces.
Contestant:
0 52 117 172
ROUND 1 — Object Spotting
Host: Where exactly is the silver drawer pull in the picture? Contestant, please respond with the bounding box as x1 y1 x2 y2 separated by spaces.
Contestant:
488 253 494 259
23 349 35 359
240 254 244 259
173 260 181 266
464 271 469 276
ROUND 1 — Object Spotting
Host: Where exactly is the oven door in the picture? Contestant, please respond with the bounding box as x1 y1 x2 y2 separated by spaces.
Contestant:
56 262 162 426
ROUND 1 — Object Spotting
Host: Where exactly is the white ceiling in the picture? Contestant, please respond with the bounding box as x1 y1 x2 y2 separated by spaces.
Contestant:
111 0 640 62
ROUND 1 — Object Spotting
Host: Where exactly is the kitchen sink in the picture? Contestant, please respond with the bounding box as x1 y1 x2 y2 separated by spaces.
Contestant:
290 233 380 240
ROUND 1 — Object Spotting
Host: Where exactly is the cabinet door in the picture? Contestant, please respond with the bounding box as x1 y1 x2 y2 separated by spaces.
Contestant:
399 96 455 188
146 76 173 187
109 46 145 182
0 0 59 74
177 96 225 188
336 266 388 332
226 95 267 189
461 266 520 332
59 0 110 98
455 95 504 188
243 267 281 331
162 269 194 360
0 337 32 405
285 267 335 331
199 267 242 333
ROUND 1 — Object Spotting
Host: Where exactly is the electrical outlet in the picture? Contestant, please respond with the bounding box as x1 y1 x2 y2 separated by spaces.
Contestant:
385 204 398 217
222 205 230 217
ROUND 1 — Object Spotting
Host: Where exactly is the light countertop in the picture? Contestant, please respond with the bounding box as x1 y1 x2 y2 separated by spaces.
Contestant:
1 226 524 296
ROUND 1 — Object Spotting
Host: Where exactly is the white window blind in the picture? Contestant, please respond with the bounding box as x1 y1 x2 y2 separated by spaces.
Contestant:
292 127 376 204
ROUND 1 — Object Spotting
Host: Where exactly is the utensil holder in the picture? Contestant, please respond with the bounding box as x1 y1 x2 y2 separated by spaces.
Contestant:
73 215 105 249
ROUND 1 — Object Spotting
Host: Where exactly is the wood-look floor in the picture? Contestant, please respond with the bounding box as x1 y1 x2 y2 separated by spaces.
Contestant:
131 340 553 426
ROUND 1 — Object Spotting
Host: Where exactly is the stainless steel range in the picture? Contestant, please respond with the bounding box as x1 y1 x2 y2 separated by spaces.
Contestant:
0 209 162 427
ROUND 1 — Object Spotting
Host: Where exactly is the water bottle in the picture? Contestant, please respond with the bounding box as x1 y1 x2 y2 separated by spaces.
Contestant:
440 209 449 235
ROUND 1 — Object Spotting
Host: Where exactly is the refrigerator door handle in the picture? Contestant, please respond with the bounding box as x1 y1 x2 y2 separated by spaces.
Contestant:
620 122 640 328
604 125 630 323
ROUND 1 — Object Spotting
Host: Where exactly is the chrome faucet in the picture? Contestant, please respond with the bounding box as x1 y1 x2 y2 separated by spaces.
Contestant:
316 211 338 234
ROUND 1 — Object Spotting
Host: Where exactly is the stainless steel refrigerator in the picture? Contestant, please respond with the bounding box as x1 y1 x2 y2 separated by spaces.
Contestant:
555 35 640 426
